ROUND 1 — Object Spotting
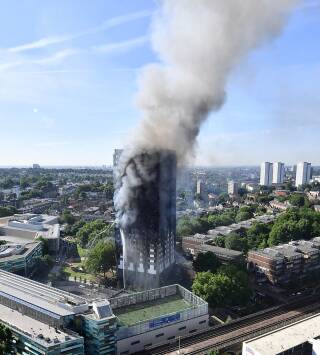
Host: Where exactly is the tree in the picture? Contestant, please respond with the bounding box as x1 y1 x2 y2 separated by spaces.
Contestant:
192 266 250 308
60 210 76 225
224 233 247 252
0 206 17 218
213 235 225 248
86 240 116 277
246 222 271 250
193 252 221 273
235 210 253 223
268 207 320 246
76 219 109 248
289 194 307 207
218 193 229 204
0 323 13 355
36 236 49 255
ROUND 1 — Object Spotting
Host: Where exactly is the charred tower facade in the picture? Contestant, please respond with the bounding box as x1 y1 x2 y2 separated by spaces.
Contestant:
117 150 176 290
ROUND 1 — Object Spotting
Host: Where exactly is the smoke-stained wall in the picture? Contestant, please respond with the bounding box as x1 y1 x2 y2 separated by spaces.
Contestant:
118 150 176 290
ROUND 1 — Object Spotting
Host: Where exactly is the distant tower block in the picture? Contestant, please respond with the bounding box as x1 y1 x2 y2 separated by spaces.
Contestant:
118 150 176 290
260 162 273 186
272 162 285 184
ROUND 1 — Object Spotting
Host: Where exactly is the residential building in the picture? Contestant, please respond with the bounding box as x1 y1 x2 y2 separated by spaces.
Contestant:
248 239 320 285
269 199 291 211
295 162 312 187
272 162 285 184
117 150 176 290
260 162 273 186
228 180 238 196
113 149 123 168
196 179 207 201
182 236 243 264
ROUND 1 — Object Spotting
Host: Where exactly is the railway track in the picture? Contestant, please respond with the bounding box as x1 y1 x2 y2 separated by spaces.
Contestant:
144 296 320 355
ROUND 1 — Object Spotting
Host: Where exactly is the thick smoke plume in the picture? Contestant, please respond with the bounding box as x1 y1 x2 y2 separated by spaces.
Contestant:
115 0 298 228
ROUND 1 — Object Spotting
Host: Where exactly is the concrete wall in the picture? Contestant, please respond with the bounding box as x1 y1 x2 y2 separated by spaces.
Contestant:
117 314 208 355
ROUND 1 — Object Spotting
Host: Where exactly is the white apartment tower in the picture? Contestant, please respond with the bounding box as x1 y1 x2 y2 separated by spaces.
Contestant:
272 162 285 184
295 162 312 187
260 162 273 186
228 180 238 196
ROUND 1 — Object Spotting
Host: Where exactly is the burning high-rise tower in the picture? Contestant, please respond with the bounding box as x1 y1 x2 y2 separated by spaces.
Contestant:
116 149 176 290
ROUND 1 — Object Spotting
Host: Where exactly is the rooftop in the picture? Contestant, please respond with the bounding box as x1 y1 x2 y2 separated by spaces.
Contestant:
113 294 192 326
0 270 88 317
250 239 320 260
244 313 320 354
0 242 40 262
0 303 81 348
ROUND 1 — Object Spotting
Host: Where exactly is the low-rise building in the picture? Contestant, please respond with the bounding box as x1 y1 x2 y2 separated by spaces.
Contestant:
0 270 117 354
0 241 42 275
111 284 208 355
243 313 320 355
0 270 208 355
248 239 320 285
182 236 243 263
269 199 291 211
0 213 60 252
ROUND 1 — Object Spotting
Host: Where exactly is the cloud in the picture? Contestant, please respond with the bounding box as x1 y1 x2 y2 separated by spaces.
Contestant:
94 35 148 53
6 10 151 53
34 48 79 65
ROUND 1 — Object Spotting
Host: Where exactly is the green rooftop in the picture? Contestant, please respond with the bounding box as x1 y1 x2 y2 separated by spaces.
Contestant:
114 294 192 326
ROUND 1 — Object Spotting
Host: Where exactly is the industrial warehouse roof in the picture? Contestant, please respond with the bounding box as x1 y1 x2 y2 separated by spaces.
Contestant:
243 313 320 355
0 303 81 348
0 270 88 317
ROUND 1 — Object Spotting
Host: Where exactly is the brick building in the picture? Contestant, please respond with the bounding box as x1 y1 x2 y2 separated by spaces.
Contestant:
248 239 320 285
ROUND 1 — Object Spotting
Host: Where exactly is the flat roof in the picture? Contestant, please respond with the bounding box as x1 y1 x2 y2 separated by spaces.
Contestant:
0 270 87 317
113 294 192 326
0 234 35 244
0 303 81 348
0 242 40 262
196 244 243 257
244 313 320 355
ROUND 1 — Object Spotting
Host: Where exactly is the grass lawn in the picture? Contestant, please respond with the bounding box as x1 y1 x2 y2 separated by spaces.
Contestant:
63 262 96 282
113 294 192 326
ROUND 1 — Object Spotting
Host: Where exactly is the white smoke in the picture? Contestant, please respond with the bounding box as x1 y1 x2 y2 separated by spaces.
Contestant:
115 0 299 228
133 0 298 161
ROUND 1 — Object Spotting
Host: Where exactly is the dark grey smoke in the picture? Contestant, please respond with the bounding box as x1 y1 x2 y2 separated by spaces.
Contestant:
115 0 299 229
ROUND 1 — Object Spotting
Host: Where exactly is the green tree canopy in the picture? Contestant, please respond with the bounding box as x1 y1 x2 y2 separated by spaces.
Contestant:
0 206 17 218
224 232 247 252
268 207 320 246
289 194 308 207
86 240 116 277
193 252 221 273
192 265 250 308
0 323 12 355
76 220 111 248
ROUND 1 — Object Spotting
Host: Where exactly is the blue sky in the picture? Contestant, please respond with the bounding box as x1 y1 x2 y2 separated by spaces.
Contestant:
0 0 319 167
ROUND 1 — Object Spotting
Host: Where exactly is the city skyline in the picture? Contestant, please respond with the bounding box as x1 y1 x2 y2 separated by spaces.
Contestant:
0 0 319 166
